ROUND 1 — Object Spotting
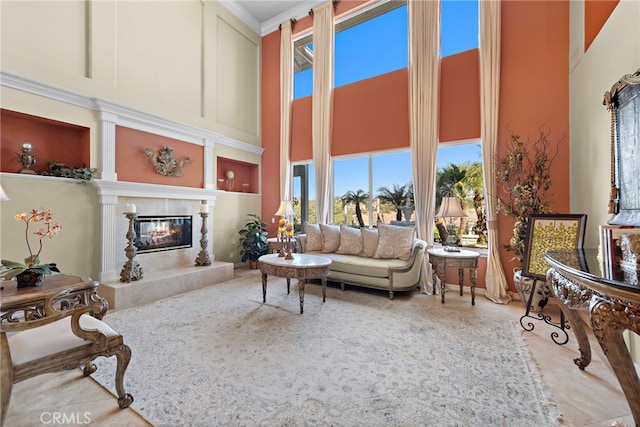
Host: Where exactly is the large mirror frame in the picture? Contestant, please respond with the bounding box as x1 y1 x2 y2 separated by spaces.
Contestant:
603 69 640 226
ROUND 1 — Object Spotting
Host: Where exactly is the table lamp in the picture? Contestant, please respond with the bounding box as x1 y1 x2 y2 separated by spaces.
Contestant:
435 196 468 252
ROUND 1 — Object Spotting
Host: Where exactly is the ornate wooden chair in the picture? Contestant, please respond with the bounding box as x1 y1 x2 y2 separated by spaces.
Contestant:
0 275 133 426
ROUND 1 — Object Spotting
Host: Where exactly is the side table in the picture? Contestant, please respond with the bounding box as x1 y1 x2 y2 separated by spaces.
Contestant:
427 247 480 305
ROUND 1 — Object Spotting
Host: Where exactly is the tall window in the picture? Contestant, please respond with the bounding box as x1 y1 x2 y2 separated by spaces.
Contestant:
436 141 485 247
293 36 313 99
334 2 407 88
333 151 413 227
441 0 479 57
293 1 408 100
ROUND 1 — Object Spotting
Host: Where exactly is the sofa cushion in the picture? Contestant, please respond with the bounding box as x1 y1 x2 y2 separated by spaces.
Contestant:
336 225 363 255
320 224 341 253
305 222 322 252
310 252 408 278
373 224 415 261
361 228 379 258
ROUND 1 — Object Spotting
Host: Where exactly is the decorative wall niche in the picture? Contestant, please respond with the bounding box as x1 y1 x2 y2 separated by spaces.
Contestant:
217 156 258 193
0 109 90 174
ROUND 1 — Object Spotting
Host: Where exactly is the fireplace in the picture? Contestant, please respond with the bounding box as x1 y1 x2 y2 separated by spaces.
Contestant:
134 215 192 254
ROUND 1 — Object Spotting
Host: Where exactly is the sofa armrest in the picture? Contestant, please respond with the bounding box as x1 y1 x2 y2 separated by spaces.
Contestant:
295 234 308 253
389 239 426 290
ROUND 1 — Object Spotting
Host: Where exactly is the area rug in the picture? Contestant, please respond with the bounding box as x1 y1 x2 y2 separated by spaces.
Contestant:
92 271 560 426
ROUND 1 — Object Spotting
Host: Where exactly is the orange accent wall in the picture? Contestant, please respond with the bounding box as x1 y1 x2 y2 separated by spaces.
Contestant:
260 30 282 235
333 69 410 156
498 0 570 284
0 109 90 174
291 96 312 162
115 126 204 187
261 1 570 292
584 0 619 51
440 49 481 142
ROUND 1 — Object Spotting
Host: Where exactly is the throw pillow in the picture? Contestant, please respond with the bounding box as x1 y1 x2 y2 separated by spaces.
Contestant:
305 222 322 252
336 225 363 255
360 228 379 258
320 223 341 253
373 224 415 261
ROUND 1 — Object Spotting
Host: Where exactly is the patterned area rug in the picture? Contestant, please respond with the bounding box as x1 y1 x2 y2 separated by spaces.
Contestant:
92 270 560 426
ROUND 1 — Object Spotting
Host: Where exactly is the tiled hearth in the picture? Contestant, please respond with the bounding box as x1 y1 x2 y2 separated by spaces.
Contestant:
99 263 233 310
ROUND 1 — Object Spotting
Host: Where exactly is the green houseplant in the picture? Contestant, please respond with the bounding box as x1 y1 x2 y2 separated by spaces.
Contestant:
238 213 269 268
1 208 62 287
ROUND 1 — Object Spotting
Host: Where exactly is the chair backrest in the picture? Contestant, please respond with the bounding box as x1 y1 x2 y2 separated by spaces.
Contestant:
521 213 587 280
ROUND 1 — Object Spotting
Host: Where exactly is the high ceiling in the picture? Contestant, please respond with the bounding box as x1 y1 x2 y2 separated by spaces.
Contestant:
223 0 326 35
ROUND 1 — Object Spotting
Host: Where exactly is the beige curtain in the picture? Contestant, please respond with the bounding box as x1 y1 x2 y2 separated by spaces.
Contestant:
312 2 335 224
280 21 293 201
480 0 511 303
408 0 440 294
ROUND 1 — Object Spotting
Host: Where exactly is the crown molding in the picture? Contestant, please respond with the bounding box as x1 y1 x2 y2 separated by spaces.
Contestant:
0 71 263 156
261 0 325 36
217 0 262 34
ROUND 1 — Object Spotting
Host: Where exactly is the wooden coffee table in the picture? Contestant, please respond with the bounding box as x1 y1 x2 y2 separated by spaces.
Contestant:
258 253 331 314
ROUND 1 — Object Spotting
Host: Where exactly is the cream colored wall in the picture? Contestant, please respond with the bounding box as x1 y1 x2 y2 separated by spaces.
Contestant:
0 0 262 276
569 0 640 363
0 0 260 143
0 174 100 280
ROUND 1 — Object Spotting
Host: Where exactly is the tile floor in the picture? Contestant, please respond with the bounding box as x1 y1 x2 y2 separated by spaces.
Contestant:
3 280 636 427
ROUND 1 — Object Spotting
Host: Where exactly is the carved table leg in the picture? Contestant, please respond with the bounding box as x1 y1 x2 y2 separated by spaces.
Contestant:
262 273 268 303
470 266 477 305
440 260 446 304
298 279 305 314
321 275 327 303
590 296 640 425
1 333 13 425
558 301 591 369
113 344 134 409
458 268 464 296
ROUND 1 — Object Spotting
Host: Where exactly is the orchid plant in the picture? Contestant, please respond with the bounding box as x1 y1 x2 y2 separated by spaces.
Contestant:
0 208 62 280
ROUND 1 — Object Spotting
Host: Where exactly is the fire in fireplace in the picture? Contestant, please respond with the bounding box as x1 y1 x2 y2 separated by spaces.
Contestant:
134 215 192 254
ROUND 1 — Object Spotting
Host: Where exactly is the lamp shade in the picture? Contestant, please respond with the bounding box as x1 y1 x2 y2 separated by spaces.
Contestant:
435 196 467 218
274 200 294 217
0 184 9 202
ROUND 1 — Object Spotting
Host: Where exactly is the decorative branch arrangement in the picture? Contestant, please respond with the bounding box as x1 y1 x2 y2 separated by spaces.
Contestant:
144 146 192 177
496 129 561 262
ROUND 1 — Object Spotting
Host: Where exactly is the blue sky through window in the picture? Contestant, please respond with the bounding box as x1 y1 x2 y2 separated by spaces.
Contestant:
292 1 481 200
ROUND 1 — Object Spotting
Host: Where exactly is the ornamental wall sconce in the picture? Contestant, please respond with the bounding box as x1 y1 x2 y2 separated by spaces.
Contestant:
144 146 192 177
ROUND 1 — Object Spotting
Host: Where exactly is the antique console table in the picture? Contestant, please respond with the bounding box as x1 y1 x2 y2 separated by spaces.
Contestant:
258 254 331 314
544 249 640 426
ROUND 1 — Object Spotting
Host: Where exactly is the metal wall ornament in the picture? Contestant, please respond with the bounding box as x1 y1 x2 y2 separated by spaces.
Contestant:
144 146 192 177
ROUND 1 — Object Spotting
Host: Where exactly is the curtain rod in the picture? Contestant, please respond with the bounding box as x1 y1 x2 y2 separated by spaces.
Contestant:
309 0 338 16
278 18 297 31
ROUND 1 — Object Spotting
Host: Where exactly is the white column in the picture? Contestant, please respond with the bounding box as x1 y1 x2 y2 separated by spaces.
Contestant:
98 194 118 281
99 111 118 181
204 137 215 191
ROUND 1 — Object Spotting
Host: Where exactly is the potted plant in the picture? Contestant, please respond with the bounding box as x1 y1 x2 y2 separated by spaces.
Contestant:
238 213 269 269
1 208 62 287
497 129 559 309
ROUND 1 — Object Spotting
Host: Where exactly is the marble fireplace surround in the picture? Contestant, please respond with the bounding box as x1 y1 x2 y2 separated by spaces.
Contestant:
93 180 233 309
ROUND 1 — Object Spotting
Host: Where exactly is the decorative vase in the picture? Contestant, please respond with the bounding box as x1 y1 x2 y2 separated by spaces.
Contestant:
16 268 44 288
513 269 550 313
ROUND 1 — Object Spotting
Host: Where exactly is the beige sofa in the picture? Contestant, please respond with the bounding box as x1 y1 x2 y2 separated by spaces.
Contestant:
296 223 426 299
